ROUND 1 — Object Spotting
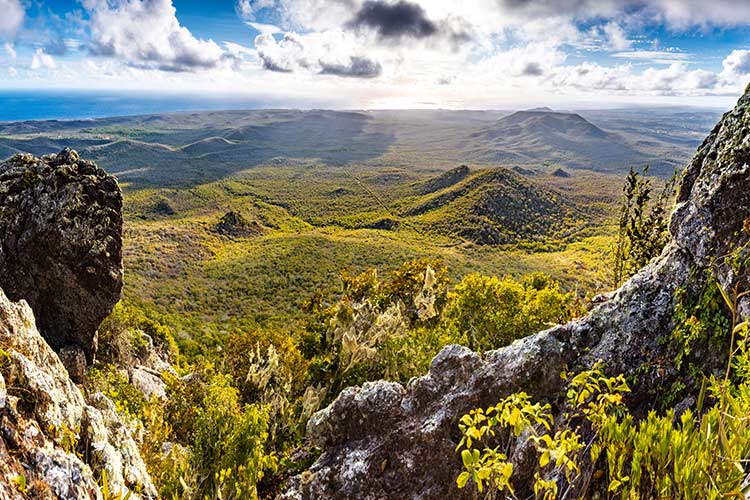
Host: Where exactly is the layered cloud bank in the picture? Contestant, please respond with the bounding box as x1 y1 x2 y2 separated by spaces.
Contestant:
4 0 750 107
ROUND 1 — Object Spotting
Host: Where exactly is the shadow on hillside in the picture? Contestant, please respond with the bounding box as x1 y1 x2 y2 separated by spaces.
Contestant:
0 110 396 190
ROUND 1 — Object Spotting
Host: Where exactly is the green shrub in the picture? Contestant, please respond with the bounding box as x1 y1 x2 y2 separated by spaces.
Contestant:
98 302 179 366
444 273 576 351
611 166 676 287
86 364 147 419
225 330 309 452
191 374 277 500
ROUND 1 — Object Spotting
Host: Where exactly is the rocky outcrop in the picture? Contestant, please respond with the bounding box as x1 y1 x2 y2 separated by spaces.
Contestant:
0 148 123 362
281 87 750 499
0 288 156 500
0 149 155 499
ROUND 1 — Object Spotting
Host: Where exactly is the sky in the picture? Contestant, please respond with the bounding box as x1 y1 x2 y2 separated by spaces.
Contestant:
2 0 750 108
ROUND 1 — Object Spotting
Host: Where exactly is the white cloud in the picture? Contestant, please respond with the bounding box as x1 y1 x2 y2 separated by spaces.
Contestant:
612 50 691 64
255 32 305 72
224 41 257 58
254 30 382 78
31 48 56 70
4 42 16 59
638 63 717 92
722 49 750 75
236 0 277 21
647 0 750 29
602 23 632 51
7 66 16 76
82 0 230 72
478 42 567 79
248 22 282 35
0 0 23 39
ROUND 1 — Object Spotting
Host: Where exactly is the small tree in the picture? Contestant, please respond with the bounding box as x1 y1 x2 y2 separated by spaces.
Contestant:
612 166 676 287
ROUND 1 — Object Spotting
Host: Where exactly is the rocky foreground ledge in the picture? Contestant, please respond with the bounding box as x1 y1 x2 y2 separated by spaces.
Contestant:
0 288 155 500
0 150 153 499
281 87 750 500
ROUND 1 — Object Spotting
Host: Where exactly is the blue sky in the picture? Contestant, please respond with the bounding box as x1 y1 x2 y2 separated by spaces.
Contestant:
3 0 750 108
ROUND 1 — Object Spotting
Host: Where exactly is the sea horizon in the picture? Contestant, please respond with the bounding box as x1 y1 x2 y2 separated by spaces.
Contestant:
0 89 729 123
0 89 281 122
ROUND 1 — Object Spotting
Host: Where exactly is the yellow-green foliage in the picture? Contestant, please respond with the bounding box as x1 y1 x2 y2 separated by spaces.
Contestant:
671 272 731 370
150 370 277 500
444 272 579 351
456 363 628 498
224 329 309 451
611 166 675 287
191 374 277 500
99 470 133 500
301 259 453 396
301 261 580 408
457 279 750 500
98 301 179 366
140 398 190 500
86 364 147 419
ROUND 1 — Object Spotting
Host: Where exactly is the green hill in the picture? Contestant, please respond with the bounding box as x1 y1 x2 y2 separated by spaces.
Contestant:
403 167 588 245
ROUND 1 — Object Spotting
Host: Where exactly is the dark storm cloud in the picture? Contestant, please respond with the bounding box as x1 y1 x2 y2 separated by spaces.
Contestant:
345 0 473 48
522 62 544 76
319 56 382 78
346 0 437 39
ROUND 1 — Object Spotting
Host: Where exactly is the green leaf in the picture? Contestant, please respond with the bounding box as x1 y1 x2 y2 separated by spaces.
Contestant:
697 376 707 413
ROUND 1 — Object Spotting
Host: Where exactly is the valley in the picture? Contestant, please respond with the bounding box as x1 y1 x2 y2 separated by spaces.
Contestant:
0 103 734 500
0 107 718 354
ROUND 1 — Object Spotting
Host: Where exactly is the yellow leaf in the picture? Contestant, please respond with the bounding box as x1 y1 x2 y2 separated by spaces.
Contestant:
456 472 470 488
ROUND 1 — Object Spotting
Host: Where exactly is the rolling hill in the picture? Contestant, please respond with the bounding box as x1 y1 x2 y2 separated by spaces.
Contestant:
0 107 720 188
462 110 652 172
401 167 589 245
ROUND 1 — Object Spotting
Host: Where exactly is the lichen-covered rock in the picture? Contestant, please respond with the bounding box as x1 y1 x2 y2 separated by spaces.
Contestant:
281 86 750 499
0 148 123 362
85 393 155 497
0 288 156 500
130 366 167 400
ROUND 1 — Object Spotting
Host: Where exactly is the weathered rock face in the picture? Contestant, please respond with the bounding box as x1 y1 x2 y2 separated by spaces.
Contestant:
0 288 156 500
281 87 750 500
0 148 123 362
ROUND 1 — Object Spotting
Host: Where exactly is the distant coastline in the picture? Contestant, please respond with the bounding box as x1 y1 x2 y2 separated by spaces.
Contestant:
0 90 271 122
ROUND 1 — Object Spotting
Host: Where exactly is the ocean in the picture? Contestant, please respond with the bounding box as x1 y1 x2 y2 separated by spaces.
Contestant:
0 90 271 122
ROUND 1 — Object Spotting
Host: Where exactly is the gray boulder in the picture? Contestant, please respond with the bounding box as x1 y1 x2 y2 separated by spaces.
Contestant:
281 86 750 499
0 287 156 499
0 148 123 362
